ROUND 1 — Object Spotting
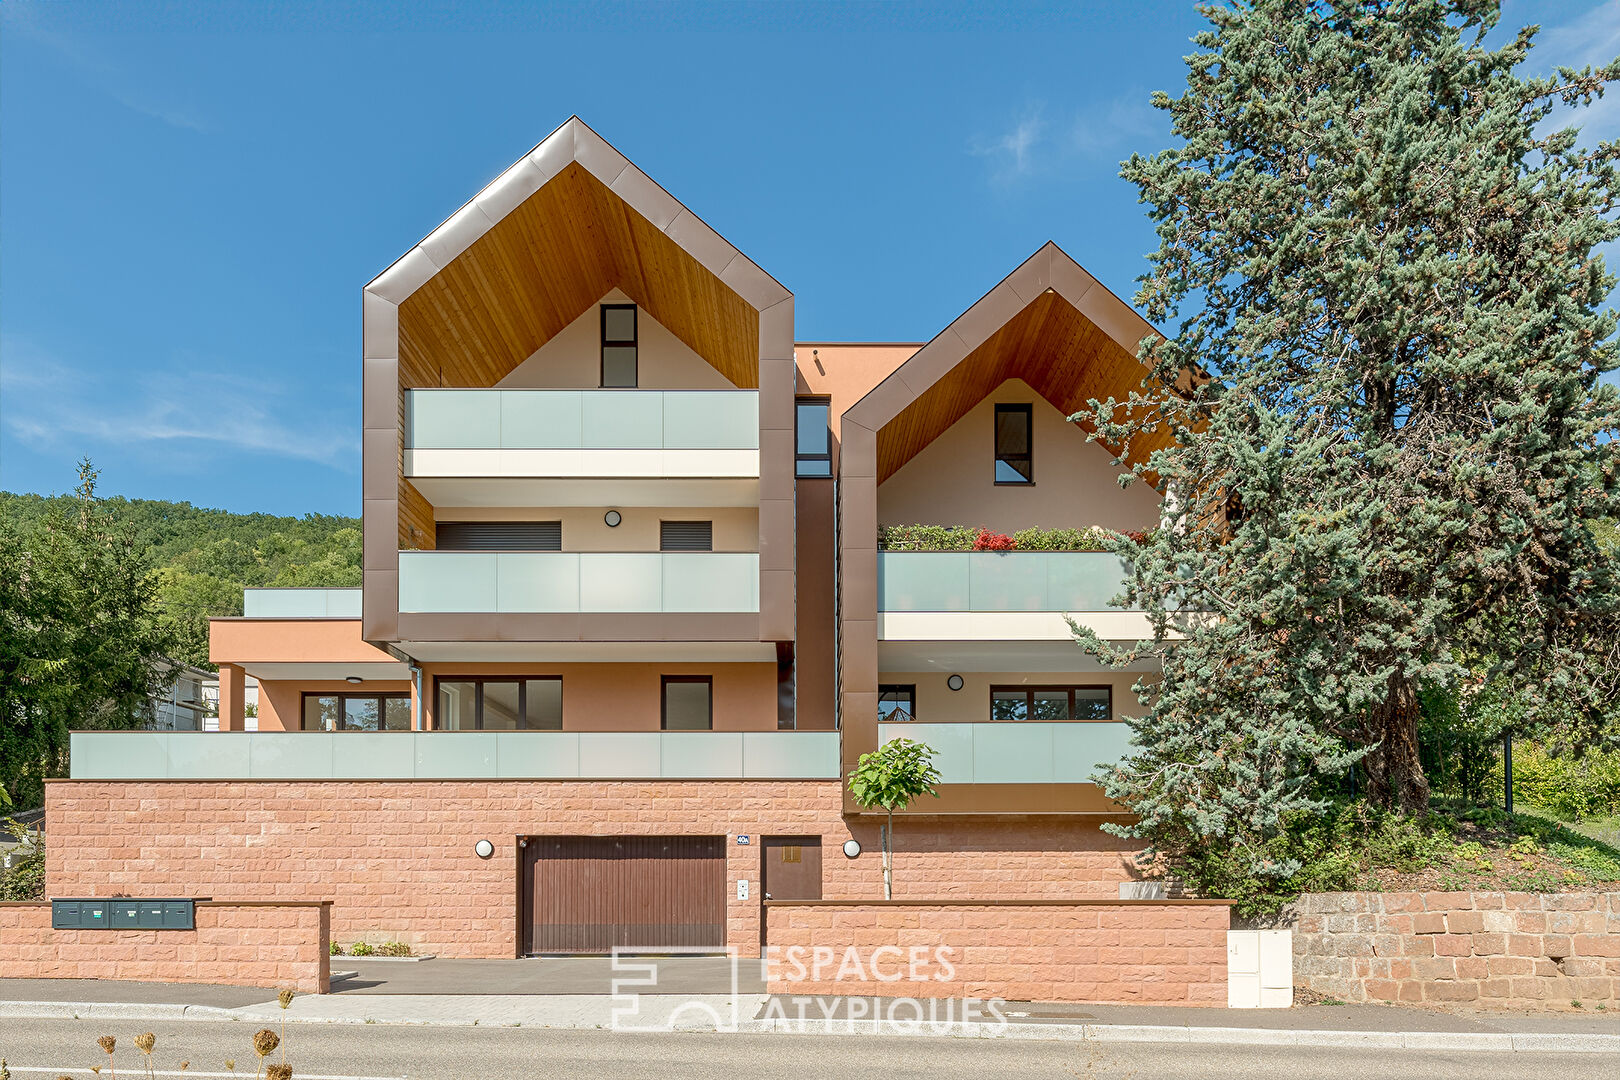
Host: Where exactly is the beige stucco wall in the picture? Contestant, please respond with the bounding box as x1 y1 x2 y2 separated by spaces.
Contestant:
498 288 734 390
878 670 1149 724
876 378 1161 534
432 505 758 552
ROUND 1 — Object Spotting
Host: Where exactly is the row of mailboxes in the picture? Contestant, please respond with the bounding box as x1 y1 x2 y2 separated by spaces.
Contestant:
52 898 195 931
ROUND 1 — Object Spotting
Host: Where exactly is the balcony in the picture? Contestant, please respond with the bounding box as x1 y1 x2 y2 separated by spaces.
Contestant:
69 730 840 781
876 551 1151 642
878 721 1133 784
404 388 758 484
242 588 361 619
398 551 759 614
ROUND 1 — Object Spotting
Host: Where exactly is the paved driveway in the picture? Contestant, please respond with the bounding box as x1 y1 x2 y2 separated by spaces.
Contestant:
335 955 767 995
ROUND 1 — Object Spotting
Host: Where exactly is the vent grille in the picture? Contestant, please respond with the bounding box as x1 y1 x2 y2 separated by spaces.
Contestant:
660 521 713 552
435 521 562 551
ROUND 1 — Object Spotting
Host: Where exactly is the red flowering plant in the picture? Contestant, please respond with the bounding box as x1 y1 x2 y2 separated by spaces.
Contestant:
972 527 1017 551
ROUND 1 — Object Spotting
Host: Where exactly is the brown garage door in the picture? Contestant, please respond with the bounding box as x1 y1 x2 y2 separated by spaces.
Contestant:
522 836 726 955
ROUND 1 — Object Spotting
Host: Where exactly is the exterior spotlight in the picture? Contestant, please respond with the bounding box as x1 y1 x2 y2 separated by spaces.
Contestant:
604 510 622 527
946 674 964 691
345 675 364 685
842 839 862 859
474 839 495 859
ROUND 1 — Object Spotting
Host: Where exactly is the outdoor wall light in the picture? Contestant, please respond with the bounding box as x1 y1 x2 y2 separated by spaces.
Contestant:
345 675 364 685
842 839 861 859
946 674 964 691
604 510 622 527
474 839 495 859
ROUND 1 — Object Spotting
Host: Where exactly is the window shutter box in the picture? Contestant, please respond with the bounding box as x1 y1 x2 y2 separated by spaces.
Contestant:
435 522 562 551
660 521 713 551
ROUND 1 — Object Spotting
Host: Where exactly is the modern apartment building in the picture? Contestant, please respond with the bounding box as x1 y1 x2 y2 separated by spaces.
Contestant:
48 118 1172 959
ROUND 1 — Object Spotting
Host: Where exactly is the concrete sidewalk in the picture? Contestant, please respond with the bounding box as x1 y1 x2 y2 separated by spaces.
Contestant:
4 969 1619 1052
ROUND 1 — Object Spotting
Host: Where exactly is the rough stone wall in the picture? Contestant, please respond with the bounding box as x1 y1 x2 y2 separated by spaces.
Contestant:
0 900 330 993
1286 891 1620 1007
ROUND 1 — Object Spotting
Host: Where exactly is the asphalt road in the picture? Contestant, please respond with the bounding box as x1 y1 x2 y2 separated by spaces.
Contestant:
2 1018 1615 1080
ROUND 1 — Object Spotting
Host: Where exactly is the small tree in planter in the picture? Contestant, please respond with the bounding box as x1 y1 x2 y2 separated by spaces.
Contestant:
847 738 941 899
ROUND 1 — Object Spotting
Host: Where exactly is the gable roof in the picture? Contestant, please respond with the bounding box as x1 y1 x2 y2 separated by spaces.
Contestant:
362 116 794 390
841 242 1172 482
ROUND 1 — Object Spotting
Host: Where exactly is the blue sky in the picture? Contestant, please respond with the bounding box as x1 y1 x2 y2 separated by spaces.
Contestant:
2 1 1616 517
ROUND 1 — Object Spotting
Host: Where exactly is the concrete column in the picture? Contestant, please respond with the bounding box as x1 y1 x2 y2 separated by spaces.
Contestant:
217 663 246 731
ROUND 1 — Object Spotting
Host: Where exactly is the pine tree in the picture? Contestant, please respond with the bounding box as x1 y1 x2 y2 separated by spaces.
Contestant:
1076 0 1620 871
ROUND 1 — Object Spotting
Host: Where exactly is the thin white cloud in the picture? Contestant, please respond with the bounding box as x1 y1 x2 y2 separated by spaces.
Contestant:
0 5 209 132
971 92 1161 187
970 107 1046 182
1525 0 1620 146
0 341 356 470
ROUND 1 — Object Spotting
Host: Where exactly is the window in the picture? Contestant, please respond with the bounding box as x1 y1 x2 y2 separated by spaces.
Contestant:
301 693 412 732
994 403 1033 484
988 685 1110 722
435 521 562 551
662 675 712 730
878 685 916 723
795 397 832 477
434 677 563 730
601 303 638 387
660 520 713 551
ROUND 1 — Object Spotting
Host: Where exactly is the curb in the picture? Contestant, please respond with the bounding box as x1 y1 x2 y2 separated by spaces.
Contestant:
1 1002 1616 1052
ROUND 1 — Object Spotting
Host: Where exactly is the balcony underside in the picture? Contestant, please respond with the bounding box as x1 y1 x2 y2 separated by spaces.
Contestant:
395 639 777 663
878 640 1160 673
407 475 760 508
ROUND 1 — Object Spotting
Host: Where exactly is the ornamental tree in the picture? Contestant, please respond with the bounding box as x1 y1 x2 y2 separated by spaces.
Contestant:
847 738 941 899
1074 0 1620 871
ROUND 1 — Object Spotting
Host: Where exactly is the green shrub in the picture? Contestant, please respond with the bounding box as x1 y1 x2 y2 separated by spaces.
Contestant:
1496 743 1620 821
0 819 44 902
375 941 412 957
329 940 342 956
349 941 375 956
877 523 1145 552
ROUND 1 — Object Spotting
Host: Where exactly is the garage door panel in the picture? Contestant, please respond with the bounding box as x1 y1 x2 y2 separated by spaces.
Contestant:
524 836 725 954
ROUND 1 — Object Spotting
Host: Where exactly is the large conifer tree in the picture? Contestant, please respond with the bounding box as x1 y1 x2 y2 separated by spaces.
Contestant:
1079 0 1620 869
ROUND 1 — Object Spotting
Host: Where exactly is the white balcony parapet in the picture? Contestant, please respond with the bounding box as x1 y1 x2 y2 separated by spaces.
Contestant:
877 721 1134 784
69 730 840 781
398 551 759 614
242 588 362 619
404 389 759 478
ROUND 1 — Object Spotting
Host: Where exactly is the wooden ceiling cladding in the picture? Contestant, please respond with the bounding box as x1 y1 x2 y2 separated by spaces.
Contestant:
397 162 760 390
875 290 1173 483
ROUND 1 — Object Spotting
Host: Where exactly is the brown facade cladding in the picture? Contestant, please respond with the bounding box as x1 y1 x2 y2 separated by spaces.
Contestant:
360 117 795 651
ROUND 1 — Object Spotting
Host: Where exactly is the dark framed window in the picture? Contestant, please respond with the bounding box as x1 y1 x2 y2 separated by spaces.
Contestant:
601 303 638 387
878 684 916 723
434 677 562 731
994 403 1033 484
301 693 412 732
661 675 712 730
988 685 1111 723
795 397 832 477
435 521 561 551
660 520 713 551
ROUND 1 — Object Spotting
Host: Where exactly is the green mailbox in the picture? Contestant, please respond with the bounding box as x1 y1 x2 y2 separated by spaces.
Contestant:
55 897 193 931
50 899 109 930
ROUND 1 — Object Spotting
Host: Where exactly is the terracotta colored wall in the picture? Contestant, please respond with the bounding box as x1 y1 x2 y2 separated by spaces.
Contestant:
435 505 758 552
416 661 777 731
210 619 397 667
1285 891 1620 1008
256 679 413 731
877 379 1161 534
46 780 1140 959
764 901 1230 1004
880 671 1150 724
499 288 735 390
0 900 331 993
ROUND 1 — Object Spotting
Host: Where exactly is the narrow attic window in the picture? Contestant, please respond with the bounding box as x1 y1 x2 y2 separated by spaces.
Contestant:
994 403 1033 484
601 304 638 387
795 397 832 477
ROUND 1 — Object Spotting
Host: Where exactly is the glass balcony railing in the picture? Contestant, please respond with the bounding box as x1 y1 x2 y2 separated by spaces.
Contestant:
69 730 840 781
877 721 1134 784
397 551 759 614
405 389 759 451
877 551 1135 611
242 588 362 619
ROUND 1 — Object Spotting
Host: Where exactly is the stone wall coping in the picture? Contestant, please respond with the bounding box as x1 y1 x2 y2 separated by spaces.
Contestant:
1 899 332 908
762 898 1232 907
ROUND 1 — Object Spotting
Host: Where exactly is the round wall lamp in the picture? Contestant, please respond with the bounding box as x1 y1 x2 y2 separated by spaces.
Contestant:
345 675 364 685
474 839 495 860
604 510 622 527
946 674 964 692
842 839 862 859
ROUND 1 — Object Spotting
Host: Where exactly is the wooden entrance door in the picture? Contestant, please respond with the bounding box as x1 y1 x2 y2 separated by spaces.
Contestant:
522 835 725 955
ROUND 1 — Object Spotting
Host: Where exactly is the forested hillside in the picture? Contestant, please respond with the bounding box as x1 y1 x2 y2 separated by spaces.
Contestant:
0 491 361 667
